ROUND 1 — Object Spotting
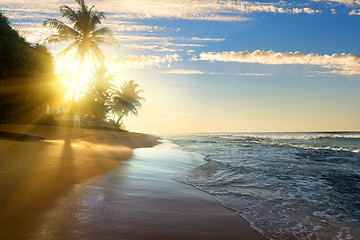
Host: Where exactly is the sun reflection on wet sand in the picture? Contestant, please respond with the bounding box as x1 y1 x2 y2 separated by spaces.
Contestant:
0 124 158 239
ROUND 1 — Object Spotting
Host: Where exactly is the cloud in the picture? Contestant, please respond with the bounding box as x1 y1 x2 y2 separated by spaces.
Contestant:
191 37 226 42
93 0 321 22
114 35 207 52
162 69 271 76
122 44 179 52
162 69 205 74
0 0 321 48
310 0 360 15
194 50 360 75
108 54 181 69
104 22 166 33
312 0 360 5
349 9 360 15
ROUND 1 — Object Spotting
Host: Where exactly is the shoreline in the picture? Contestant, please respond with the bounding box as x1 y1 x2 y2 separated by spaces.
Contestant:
31 141 266 240
0 124 264 239
0 124 160 239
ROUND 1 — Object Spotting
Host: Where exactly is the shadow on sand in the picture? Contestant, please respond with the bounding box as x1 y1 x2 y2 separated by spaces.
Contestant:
0 127 131 239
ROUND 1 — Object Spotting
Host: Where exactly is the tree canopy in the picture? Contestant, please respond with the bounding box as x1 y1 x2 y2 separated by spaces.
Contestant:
0 12 62 123
43 0 118 104
1 2 145 129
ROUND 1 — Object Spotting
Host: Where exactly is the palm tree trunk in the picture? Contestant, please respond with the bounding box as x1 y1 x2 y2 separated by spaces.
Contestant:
116 114 123 125
71 57 84 104
68 57 83 127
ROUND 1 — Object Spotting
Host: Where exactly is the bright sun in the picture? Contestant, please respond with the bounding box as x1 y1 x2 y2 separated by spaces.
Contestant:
55 54 94 101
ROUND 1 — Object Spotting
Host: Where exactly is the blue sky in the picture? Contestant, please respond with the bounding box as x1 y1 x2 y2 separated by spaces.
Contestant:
1 0 360 133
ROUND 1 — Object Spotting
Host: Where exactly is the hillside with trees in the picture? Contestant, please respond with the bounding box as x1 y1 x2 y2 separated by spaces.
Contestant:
0 12 62 123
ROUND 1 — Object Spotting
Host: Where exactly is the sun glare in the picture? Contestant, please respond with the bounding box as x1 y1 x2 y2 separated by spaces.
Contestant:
55 54 94 101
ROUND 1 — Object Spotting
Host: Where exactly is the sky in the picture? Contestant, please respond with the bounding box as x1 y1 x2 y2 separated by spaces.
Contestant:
1 0 360 134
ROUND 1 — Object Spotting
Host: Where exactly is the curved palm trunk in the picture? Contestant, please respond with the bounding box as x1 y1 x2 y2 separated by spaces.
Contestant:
116 114 123 125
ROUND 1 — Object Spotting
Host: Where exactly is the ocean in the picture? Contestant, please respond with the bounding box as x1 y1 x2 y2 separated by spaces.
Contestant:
166 132 360 240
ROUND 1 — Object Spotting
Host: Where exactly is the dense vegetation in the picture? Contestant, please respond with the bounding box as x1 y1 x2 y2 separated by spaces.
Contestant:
0 12 62 123
0 0 144 129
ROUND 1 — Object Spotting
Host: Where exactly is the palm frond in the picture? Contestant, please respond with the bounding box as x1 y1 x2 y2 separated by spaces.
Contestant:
89 11 105 29
59 5 78 22
43 18 80 38
109 80 145 121
43 18 63 28
75 0 83 6
59 40 80 56
91 27 113 37
76 40 91 59
92 37 119 48
80 0 87 13
89 41 105 63
43 34 72 44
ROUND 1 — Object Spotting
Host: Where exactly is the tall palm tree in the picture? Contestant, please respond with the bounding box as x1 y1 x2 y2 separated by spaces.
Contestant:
43 0 117 104
87 64 115 101
110 80 144 126
79 65 114 123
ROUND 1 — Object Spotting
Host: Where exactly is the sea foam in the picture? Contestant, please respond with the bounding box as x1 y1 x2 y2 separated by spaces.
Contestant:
168 132 360 240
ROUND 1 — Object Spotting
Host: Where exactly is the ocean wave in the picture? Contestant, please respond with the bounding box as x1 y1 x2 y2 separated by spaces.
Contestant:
263 142 360 154
168 134 360 240
204 133 360 141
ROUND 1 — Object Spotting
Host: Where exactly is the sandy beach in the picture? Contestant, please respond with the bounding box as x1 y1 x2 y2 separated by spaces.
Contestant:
0 124 264 240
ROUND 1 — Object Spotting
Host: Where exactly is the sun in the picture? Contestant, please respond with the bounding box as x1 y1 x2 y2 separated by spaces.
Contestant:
55 54 94 101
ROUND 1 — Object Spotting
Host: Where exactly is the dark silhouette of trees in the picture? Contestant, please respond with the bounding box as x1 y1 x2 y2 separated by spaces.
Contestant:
43 0 118 104
110 80 144 126
0 2 144 129
0 12 62 123
79 65 114 123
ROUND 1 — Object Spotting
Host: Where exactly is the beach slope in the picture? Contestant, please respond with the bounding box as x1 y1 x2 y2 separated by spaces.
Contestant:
0 125 264 239
32 142 265 240
0 124 160 239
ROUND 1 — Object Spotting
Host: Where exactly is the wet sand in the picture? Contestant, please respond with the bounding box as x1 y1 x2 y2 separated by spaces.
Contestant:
0 124 160 239
0 125 264 240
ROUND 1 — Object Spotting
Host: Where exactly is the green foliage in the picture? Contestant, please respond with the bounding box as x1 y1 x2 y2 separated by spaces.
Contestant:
0 12 62 123
43 0 118 106
43 0 118 64
78 67 145 128
110 80 144 125
79 65 114 123
0 12 28 77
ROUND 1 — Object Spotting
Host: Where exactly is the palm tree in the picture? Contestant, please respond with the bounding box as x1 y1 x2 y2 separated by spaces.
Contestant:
87 64 114 101
43 0 117 104
110 80 144 126
80 65 114 122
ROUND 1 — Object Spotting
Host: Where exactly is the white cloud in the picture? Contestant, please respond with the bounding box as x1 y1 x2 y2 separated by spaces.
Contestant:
311 0 360 15
162 69 272 76
0 0 321 47
108 54 181 69
236 73 272 76
162 69 205 74
195 50 360 75
115 35 174 42
312 0 360 5
122 44 179 52
99 0 320 21
105 23 165 32
114 35 206 52
349 9 360 15
291 7 320 14
191 37 226 42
